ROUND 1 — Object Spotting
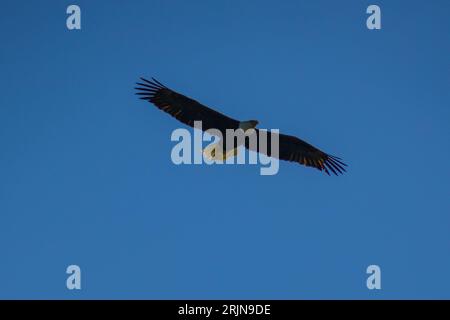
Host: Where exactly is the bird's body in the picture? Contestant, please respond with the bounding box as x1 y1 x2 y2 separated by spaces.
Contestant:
135 77 347 175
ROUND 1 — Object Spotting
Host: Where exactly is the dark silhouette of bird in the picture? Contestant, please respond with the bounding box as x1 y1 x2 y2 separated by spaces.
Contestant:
135 77 347 175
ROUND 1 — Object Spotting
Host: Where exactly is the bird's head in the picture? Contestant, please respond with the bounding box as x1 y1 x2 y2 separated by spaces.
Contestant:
248 120 259 127
239 120 259 131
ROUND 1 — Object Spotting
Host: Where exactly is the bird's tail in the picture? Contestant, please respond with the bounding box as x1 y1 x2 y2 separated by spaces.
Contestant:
203 143 238 161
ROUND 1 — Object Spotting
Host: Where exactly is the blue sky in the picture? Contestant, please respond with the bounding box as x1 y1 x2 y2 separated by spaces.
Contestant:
1 0 449 299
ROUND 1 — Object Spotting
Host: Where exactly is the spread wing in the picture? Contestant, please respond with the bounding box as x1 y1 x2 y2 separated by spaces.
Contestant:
245 129 347 175
135 77 240 133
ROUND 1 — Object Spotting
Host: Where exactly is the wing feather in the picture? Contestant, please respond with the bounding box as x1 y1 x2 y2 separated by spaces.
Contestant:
245 130 347 176
135 77 239 133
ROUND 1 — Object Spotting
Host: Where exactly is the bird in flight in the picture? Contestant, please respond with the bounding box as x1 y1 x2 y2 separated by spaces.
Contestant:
135 77 347 175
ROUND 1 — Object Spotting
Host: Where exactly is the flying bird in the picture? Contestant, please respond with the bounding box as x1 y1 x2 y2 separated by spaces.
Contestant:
135 77 347 175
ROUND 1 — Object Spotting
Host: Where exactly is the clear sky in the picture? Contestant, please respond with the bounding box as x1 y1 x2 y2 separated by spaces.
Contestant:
1 0 449 299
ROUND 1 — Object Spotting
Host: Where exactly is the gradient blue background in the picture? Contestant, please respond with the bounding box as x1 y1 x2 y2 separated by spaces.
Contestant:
1 0 449 299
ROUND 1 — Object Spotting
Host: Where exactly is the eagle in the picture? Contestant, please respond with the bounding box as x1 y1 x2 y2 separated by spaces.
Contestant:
135 77 347 175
